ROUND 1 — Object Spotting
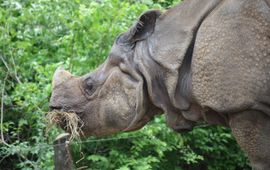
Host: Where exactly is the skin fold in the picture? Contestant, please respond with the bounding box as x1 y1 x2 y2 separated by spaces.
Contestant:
49 0 270 169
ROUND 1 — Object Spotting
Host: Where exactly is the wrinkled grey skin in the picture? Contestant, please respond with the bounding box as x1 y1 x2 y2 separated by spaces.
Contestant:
50 0 270 169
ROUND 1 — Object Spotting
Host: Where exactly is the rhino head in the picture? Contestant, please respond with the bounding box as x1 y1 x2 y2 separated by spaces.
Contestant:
49 10 195 137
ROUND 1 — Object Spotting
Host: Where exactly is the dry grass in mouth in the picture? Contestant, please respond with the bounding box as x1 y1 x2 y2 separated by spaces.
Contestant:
46 110 84 140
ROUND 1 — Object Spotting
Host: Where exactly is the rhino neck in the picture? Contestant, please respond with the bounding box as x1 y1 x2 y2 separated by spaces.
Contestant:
134 0 223 120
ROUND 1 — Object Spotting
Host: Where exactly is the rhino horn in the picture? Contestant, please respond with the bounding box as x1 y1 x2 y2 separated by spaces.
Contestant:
52 66 72 88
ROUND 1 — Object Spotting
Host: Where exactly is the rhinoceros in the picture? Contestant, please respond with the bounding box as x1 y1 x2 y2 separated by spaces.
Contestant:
49 0 270 169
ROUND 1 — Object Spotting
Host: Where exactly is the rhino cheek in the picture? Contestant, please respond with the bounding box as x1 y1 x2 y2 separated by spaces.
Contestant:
81 108 101 136
82 101 134 136
95 71 138 133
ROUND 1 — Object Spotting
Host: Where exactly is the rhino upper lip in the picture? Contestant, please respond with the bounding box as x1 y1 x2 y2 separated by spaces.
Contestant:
49 106 84 117
49 106 62 111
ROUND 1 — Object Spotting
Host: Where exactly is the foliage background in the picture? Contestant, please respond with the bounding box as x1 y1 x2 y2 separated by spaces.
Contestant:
0 0 250 169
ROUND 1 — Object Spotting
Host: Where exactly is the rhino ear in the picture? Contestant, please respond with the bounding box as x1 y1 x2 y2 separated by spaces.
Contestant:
119 10 161 44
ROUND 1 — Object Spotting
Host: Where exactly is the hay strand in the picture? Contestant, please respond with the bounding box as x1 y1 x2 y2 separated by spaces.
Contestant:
46 111 84 140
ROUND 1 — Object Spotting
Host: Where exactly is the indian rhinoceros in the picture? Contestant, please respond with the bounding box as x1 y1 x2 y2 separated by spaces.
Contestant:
49 0 270 169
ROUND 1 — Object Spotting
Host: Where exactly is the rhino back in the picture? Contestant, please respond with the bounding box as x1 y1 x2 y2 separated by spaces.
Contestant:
192 0 270 113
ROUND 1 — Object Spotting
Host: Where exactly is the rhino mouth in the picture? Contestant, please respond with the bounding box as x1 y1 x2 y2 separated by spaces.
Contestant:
49 106 85 119
47 106 85 139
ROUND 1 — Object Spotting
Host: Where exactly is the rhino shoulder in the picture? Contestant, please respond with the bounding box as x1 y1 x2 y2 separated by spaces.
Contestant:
192 0 270 113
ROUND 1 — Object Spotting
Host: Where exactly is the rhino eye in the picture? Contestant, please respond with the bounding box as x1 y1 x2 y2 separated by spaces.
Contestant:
86 79 93 89
84 78 96 96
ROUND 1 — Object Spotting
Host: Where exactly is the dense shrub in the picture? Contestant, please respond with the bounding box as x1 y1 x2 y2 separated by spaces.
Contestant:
0 0 250 169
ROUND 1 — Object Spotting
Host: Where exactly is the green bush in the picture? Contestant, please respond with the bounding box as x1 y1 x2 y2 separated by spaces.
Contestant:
0 0 250 169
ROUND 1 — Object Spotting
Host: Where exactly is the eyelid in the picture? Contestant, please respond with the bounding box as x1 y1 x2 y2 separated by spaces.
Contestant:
86 78 93 85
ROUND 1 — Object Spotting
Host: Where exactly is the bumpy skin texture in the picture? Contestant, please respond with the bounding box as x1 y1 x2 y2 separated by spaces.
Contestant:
229 111 270 170
190 0 270 168
50 0 270 169
192 0 270 113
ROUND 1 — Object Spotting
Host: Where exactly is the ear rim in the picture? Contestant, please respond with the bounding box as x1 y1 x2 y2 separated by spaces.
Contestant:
117 9 162 45
131 9 162 42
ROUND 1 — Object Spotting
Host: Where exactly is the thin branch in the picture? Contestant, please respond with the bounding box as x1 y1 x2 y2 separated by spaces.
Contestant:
0 55 11 73
10 55 22 84
0 154 9 164
0 55 22 84
18 152 37 169
77 166 88 170
68 32 75 72
1 74 8 145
